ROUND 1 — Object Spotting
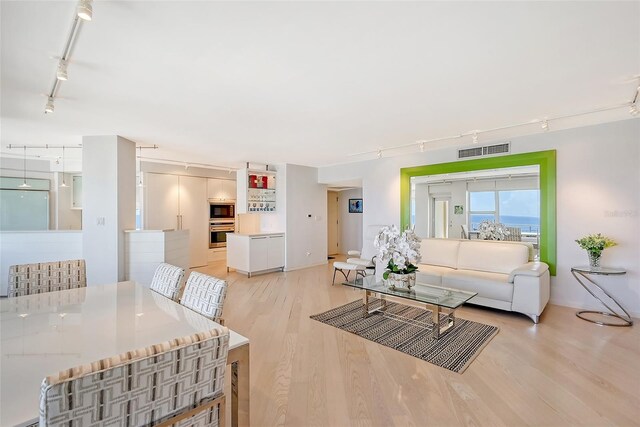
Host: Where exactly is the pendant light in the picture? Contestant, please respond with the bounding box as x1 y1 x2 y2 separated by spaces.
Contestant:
19 146 31 188
60 146 69 188
77 0 93 21
137 146 143 187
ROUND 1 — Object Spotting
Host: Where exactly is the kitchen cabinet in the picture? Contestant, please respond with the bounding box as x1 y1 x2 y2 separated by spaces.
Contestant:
144 173 208 268
207 178 236 201
226 232 285 277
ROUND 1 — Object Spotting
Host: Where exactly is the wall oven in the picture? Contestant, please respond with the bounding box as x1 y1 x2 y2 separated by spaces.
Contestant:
210 220 235 248
210 202 235 220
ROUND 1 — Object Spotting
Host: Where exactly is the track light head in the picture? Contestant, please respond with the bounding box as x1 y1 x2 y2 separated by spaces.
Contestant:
77 0 93 21
56 60 68 81
419 142 425 152
472 132 478 144
45 97 54 114
376 149 382 159
541 119 549 131
630 105 639 116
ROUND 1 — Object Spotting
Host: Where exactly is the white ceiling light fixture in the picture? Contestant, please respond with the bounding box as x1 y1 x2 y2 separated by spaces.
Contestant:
630 105 639 116
377 149 382 159
44 97 54 114
541 119 549 131
60 147 69 188
56 60 68 81
77 0 93 21
472 132 479 144
419 142 425 152
19 146 31 188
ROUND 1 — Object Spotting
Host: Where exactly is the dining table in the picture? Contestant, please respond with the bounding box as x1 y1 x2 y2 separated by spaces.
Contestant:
0 281 250 427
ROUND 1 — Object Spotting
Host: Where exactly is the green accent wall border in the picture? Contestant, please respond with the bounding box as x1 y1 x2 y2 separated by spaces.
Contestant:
400 150 557 275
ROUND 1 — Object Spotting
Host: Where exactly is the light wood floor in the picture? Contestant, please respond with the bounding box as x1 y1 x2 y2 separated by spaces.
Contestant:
196 259 640 427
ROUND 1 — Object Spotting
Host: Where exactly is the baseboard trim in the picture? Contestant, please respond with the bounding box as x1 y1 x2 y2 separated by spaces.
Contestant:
284 261 328 272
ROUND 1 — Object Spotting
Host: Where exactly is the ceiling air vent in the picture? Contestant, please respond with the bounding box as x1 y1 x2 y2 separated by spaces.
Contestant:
458 142 510 159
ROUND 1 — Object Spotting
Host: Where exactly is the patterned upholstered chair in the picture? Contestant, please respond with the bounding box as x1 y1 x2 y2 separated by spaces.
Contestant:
180 272 228 324
39 327 229 427
149 263 185 301
505 227 523 242
8 259 87 298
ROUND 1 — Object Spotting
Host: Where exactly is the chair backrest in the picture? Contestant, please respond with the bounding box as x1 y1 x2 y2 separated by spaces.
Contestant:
150 263 185 301
8 259 87 298
461 224 469 239
181 272 228 322
40 327 229 426
504 227 522 241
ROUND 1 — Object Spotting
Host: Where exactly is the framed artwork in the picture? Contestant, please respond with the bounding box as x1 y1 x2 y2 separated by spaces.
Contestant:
454 205 464 215
349 199 363 213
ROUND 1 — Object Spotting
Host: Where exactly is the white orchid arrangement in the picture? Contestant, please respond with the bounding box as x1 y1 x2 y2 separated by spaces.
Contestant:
478 220 511 240
374 225 422 280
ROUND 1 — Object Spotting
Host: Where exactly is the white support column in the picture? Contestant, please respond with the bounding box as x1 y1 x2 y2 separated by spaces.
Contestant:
82 136 136 285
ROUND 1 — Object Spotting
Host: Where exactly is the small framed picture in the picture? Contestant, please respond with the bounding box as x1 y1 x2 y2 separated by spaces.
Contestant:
349 199 363 213
454 205 464 215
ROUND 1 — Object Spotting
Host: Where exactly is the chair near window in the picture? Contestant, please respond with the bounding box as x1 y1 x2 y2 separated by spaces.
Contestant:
149 263 185 301
38 327 229 427
180 272 228 324
8 259 87 298
505 227 522 242
461 224 470 239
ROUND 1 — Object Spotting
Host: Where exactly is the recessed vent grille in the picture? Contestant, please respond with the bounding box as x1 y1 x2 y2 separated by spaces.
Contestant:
458 142 510 159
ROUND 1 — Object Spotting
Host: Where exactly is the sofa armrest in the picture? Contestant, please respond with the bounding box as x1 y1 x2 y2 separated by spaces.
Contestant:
508 262 549 283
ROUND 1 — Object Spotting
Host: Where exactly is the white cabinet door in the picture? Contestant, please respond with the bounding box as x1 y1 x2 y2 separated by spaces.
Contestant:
179 176 208 268
249 236 269 272
145 173 179 230
207 178 221 200
222 180 237 200
267 235 285 269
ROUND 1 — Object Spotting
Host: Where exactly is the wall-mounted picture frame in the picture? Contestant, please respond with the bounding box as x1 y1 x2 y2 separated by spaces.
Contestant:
454 205 464 215
349 198 363 213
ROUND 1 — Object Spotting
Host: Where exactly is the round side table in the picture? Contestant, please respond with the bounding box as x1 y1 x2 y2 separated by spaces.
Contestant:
571 266 632 327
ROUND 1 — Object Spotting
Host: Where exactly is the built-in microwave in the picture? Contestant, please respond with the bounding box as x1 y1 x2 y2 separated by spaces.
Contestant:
210 202 235 220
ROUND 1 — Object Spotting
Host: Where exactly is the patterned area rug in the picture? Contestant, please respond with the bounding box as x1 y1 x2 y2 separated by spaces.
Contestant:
311 299 499 373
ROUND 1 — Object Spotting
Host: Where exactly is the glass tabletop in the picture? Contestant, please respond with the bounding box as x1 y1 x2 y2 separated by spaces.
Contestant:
571 266 626 275
342 275 477 309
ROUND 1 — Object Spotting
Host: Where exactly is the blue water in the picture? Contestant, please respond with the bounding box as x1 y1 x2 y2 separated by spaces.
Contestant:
470 214 540 233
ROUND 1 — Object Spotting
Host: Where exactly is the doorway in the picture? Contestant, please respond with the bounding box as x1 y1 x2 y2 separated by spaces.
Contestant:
327 191 339 256
432 196 451 238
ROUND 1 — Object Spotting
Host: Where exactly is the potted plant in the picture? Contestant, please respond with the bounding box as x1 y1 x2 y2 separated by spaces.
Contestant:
477 220 511 240
575 233 617 268
374 225 421 291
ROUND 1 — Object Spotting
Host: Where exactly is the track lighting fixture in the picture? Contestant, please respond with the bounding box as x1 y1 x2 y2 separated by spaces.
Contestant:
77 0 93 21
472 132 478 144
56 60 68 81
541 119 549 131
60 147 69 188
45 97 54 114
377 149 382 159
419 142 425 152
19 146 31 188
630 105 639 116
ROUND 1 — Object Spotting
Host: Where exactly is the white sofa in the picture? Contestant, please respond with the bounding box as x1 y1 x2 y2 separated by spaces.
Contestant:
416 238 550 323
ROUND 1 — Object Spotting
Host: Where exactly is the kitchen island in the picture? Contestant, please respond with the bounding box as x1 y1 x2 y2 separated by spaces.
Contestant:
227 232 285 277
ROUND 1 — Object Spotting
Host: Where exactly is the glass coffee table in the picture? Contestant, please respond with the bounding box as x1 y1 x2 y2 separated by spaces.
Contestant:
343 275 477 339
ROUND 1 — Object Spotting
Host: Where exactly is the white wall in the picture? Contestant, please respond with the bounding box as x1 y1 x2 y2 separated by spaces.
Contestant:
0 231 82 295
284 164 328 271
319 119 640 317
338 188 363 253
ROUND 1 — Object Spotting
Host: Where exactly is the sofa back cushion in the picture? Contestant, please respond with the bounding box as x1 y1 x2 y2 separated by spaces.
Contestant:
419 239 461 269
457 241 529 274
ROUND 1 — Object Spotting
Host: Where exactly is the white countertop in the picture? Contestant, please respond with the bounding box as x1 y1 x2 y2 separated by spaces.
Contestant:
124 229 183 233
229 232 285 237
0 281 249 426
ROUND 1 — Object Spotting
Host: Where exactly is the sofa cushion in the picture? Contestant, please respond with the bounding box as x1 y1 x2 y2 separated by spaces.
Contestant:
442 269 513 302
457 241 528 275
415 264 455 286
419 239 460 269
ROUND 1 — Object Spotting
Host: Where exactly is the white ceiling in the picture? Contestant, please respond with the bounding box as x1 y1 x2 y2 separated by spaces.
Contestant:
1 1 639 167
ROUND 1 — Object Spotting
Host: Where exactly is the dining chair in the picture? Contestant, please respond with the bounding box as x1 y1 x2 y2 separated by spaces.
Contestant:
8 259 87 298
461 224 470 239
505 227 522 242
149 263 185 301
180 272 228 324
39 327 229 427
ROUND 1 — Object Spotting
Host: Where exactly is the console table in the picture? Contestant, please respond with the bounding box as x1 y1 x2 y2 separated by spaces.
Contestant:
571 266 632 327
